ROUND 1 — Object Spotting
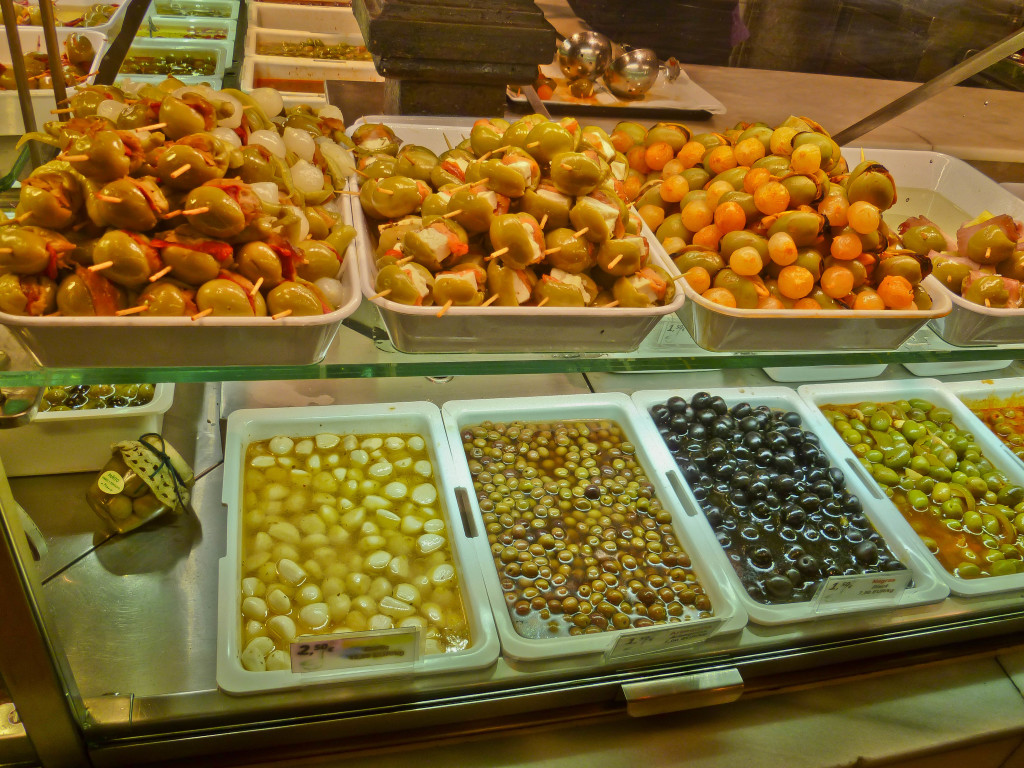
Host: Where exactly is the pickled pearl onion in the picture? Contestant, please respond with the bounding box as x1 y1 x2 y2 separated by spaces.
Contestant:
283 127 316 163
314 277 345 309
96 99 128 122
210 126 242 148
249 88 284 118
248 129 286 158
249 182 280 207
290 159 324 197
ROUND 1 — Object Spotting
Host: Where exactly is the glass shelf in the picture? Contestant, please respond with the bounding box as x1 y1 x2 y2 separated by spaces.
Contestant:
0 300 1020 387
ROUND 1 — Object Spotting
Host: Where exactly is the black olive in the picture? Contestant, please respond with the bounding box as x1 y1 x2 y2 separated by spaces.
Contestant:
739 416 759 432
785 567 803 584
678 459 701 484
749 479 769 498
704 507 724 527
698 408 717 427
584 484 601 499
728 488 749 506
710 396 728 415
651 404 672 424
691 392 712 410
766 575 794 599
670 414 690 432
731 402 752 418
707 439 728 462
772 474 796 494
749 500 772 521
780 411 802 427
687 423 708 441
715 461 737 479
766 431 789 452
797 554 819 574
743 432 764 450
853 540 878 564
750 546 772 567
755 448 775 466
667 396 688 414
712 419 734 439
774 453 797 474
811 480 834 498
784 506 806 528
797 493 820 512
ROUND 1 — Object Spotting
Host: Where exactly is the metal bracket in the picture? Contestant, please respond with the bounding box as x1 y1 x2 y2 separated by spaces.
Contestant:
84 694 133 729
621 668 744 717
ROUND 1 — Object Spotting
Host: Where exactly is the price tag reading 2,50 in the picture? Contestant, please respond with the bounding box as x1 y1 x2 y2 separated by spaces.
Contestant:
290 627 422 674
606 617 724 662
812 570 912 612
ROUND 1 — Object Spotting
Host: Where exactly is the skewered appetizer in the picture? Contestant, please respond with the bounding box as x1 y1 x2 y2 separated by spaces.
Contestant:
612 117 933 312
358 116 678 313
899 212 1024 308
4 81 358 320
0 33 97 90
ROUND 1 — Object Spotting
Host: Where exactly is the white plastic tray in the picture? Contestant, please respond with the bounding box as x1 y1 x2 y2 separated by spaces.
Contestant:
629 386 949 625
17 1 129 37
239 53 382 103
148 0 238 20
903 360 1013 377
0 205 360 367
243 28 374 78
440 393 746 665
247 2 358 33
137 15 237 61
116 38 226 82
0 384 174 477
348 116 686 354
677 146 975 352
763 364 888 383
877 148 1024 347
947 377 1024 470
0 28 106 135
798 378 1024 597
217 401 499 695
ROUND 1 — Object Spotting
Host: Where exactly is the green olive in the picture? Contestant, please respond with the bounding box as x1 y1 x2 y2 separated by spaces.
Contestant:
430 149 473 188
517 185 572 230
657 214 694 246
236 241 285 288
370 175 425 220
0 274 56 316
767 210 825 247
351 124 401 156
195 278 266 316
596 236 647 276
544 228 595 273
394 144 439 183
65 33 96 68
93 230 157 288
997 252 1024 282
646 123 691 152
502 114 547 149
433 270 484 306
374 263 434 305
15 169 82 230
486 260 535 306
154 133 230 189
548 151 605 197
266 280 324 316
845 161 896 211
569 193 625 243
93 177 166 231
963 274 1010 308
375 217 422 258
185 186 247 239
138 281 192 316
931 256 971 294
0 226 67 275
296 240 341 282
404 218 469 271
900 224 946 256
674 246 725 278
469 118 510 157
720 230 769 262
713 268 759 309
489 213 544 270
445 186 499 235
158 94 209 140
875 253 923 285
966 222 1016 266
66 130 133 182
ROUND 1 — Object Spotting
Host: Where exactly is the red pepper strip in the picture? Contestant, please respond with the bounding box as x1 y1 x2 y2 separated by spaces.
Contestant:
268 239 302 281
218 270 259 313
77 265 120 315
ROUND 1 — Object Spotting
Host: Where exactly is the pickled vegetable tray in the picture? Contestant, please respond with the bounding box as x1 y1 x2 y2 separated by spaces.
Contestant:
507 60 726 119
799 379 1024 597
218 401 499 694
441 393 747 665
347 117 687 354
631 386 948 625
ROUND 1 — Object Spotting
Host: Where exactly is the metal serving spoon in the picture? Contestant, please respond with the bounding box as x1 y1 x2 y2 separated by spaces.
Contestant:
557 30 613 80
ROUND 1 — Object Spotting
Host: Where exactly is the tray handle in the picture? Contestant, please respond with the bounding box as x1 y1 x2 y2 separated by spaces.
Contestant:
844 458 885 502
667 470 701 517
455 486 477 539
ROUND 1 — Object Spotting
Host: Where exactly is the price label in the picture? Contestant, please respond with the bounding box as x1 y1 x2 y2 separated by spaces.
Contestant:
290 627 421 674
96 471 125 495
812 570 912 611
606 617 724 661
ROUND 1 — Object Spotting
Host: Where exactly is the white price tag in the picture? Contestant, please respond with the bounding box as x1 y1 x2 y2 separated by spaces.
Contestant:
606 618 723 661
290 627 422 673
812 570 912 611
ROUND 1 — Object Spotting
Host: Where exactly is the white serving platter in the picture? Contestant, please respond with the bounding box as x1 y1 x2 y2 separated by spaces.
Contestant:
347 116 686 354
440 393 747 665
798 378 1024 598
217 401 500 695
630 386 949 625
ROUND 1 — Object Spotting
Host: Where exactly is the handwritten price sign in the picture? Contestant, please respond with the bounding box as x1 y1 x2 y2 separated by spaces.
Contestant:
290 627 421 673
812 570 912 612
606 618 724 661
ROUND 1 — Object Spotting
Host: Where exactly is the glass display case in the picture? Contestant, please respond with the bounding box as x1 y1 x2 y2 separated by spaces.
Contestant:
2 0 1024 766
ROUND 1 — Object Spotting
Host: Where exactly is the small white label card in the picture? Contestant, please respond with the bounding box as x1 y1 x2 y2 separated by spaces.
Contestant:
812 570 912 612
606 617 724 661
290 627 422 674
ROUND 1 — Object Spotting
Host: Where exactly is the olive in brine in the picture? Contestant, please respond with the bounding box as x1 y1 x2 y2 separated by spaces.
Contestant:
266 281 324 316
295 240 341 282
195 278 267 316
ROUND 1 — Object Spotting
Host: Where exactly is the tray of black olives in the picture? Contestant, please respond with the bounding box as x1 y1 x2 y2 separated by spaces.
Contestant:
633 387 948 625
799 379 1024 597
441 393 746 666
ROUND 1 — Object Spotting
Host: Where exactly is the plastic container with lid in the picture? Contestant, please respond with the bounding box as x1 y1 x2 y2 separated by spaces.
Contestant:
441 393 746 667
247 1 359 33
217 401 499 694
630 386 949 625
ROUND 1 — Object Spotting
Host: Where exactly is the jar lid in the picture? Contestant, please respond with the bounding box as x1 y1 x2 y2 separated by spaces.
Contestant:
113 433 195 512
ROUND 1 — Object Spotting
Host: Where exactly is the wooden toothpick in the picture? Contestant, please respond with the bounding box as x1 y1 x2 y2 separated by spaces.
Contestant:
435 299 453 318
543 246 562 255
442 209 463 219
115 304 149 316
134 122 167 132
89 260 114 272
271 309 292 320
170 163 192 179
572 227 589 239
95 194 123 204
191 308 213 321
538 214 548 229
182 206 210 216
370 288 392 300
149 265 172 282
481 293 499 306
250 277 264 296
536 296 550 307
59 154 90 162
490 246 509 259
607 254 624 270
